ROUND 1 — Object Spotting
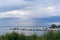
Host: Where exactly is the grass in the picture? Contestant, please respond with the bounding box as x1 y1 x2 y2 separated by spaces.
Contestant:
0 31 60 40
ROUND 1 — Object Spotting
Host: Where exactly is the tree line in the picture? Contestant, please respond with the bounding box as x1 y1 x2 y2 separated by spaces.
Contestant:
50 24 60 28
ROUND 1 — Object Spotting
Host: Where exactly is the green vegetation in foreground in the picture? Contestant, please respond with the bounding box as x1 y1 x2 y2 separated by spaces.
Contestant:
0 31 60 40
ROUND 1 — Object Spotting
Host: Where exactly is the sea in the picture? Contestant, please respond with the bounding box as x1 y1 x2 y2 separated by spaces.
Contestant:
0 26 48 36
0 18 55 36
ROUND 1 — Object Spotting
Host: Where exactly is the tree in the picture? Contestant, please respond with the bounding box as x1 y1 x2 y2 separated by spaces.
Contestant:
50 24 57 28
57 25 60 28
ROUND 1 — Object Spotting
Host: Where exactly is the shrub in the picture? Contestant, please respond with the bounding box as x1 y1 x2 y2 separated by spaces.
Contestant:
0 31 60 40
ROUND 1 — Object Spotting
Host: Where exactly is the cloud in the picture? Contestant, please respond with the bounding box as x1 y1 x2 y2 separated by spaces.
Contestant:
0 0 25 7
0 9 33 19
0 0 34 12
0 6 57 18
0 0 60 18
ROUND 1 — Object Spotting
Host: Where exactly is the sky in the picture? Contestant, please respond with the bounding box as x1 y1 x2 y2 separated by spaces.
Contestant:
0 0 60 19
0 0 60 26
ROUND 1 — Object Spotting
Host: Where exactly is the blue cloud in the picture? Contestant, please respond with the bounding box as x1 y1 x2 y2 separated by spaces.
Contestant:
0 0 34 12
0 5 28 12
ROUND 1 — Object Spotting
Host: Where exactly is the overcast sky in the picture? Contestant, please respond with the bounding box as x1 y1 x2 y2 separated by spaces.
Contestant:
0 0 60 18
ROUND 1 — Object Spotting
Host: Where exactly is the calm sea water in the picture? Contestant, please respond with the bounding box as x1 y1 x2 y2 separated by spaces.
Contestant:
0 18 51 36
0 27 47 36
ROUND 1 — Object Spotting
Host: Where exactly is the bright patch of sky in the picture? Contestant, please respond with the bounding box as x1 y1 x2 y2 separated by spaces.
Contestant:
0 0 60 18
